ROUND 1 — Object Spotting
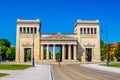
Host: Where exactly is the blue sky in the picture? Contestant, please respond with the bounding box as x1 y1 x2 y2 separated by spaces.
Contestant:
0 0 120 45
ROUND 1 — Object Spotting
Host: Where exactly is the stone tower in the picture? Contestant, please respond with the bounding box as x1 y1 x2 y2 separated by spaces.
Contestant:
16 19 41 62
74 20 100 62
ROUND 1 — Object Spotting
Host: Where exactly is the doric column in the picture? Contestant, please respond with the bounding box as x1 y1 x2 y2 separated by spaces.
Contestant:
89 28 91 34
29 27 31 33
82 28 84 34
22 27 24 33
62 45 65 60
68 45 71 60
41 45 44 60
93 28 95 34
53 45 56 60
74 45 77 60
25 27 27 33
47 45 49 60
86 28 88 34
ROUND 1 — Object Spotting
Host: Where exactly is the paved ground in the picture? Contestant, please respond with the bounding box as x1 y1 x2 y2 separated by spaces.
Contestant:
52 64 120 80
81 64 120 74
0 65 51 80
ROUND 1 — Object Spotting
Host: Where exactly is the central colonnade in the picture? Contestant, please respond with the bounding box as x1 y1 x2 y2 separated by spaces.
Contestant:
40 44 77 61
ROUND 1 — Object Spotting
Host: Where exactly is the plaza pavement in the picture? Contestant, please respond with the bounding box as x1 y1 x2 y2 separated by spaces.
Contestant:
1 63 120 80
0 65 52 80
80 64 120 74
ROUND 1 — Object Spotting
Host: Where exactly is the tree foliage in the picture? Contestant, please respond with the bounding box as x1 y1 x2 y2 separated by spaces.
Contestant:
0 39 11 48
43 49 51 59
0 46 8 60
56 52 60 60
100 39 111 61
44 49 47 59
0 39 11 60
6 47 15 61
26 49 31 61
100 40 106 61
115 44 120 61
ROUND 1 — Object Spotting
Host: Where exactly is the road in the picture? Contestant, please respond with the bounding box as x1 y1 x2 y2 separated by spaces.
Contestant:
52 64 120 80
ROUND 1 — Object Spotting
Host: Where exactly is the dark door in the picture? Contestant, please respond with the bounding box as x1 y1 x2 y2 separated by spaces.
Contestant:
86 48 92 62
24 48 31 62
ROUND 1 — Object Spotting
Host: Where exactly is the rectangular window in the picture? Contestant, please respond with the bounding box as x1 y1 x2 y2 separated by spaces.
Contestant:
84 28 86 34
27 28 29 33
23 27 26 33
31 27 33 33
80 28 82 34
20 27 22 33
34 27 37 33
91 28 93 34
94 28 97 34
87 28 89 34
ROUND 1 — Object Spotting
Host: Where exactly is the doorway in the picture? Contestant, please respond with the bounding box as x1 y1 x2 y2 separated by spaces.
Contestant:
24 48 31 62
85 48 92 62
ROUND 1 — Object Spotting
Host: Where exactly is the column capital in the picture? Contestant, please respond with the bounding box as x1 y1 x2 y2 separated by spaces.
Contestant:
52 44 56 46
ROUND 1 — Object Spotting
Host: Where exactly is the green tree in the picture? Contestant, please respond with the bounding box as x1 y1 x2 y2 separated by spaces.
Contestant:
56 52 60 60
43 49 51 59
0 39 11 60
100 39 106 61
100 39 111 61
0 46 8 60
49 51 52 59
6 47 15 61
115 44 120 61
0 39 11 47
27 49 31 61
44 49 47 59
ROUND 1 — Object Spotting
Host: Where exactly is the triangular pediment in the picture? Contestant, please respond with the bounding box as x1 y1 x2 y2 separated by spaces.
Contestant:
41 32 77 41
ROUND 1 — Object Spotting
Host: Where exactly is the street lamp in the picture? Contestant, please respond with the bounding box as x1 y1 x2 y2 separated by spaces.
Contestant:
0 46 1 64
32 32 35 67
101 26 109 66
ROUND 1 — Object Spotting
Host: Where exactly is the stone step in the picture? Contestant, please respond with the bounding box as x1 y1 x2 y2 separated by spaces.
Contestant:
35 60 80 64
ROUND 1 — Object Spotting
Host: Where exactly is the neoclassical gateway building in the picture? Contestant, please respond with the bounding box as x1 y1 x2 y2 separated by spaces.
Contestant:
16 19 100 63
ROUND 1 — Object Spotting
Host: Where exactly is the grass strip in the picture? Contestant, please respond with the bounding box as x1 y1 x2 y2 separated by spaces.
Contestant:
0 64 31 70
0 73 9 77
100 63 120 68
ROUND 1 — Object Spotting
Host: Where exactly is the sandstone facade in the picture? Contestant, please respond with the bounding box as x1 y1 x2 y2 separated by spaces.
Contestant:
16 19 100 63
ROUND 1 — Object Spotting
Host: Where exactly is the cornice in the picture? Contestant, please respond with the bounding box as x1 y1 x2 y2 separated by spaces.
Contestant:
17 19 40 24
74 19 99 28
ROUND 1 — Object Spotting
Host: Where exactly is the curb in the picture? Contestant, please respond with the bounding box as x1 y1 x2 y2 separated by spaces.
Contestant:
49 65 54 80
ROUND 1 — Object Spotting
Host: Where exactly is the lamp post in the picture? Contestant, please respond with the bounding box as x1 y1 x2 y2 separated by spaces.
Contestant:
101 26 109 66
32 32 35 67
0 46 1 64
106 28 109 67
